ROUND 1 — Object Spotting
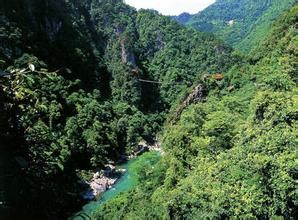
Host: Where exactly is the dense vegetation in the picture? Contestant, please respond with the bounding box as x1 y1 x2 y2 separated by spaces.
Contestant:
174 0 296 52
0 0 236 219
0 0 297 219
93 4 298 219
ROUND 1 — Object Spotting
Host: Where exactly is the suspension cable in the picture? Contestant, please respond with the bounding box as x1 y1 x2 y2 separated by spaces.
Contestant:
138 78 184 85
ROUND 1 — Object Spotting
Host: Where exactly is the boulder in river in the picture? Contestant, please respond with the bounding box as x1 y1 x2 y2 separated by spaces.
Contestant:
81 165 123 200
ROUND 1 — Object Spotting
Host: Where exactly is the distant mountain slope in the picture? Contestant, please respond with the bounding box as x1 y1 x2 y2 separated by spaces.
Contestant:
174 0 296 52
172 12 192 24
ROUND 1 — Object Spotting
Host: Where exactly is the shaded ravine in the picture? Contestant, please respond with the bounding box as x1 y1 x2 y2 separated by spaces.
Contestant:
71 152 160 219
0 138 28 219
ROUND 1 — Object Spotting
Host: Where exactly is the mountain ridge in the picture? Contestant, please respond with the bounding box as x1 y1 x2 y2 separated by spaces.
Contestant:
174 0 296 52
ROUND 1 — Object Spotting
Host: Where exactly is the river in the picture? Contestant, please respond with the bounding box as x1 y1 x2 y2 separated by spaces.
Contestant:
71 152 160 219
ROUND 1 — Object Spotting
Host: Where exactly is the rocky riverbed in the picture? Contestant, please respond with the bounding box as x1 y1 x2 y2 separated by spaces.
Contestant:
80 140 162 201
72 150 162 219
81 165 126 200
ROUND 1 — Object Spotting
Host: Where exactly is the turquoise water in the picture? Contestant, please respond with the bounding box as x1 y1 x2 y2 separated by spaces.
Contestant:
72 156 141 219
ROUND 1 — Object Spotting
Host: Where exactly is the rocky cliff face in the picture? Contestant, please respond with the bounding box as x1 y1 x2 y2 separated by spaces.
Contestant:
172 84 207 123
0 0 104 87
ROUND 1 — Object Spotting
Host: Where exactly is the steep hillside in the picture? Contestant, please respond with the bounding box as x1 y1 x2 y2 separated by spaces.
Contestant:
1 0 296 219
93 4 298 219
0 0 237 219
175 0 296 52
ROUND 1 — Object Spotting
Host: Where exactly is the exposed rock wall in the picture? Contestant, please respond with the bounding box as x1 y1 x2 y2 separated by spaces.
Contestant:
172 84 206 123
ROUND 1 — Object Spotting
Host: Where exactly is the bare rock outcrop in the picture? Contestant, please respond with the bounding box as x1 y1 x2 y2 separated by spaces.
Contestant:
82 165 125 200
172 84 206 123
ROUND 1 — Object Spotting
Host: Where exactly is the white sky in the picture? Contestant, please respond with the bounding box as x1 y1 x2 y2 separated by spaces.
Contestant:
125 0 215 16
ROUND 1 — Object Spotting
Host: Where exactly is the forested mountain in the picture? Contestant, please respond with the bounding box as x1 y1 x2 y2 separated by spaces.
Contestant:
174 0 296 52
0 0 236 219
0 0 297 219
95 4 298 219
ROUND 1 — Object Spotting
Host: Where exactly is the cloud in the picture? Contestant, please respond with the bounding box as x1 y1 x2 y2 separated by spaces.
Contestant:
125 0 215 15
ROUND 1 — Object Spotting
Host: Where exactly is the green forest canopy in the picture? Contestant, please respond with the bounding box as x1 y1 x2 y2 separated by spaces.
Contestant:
0 0 297 219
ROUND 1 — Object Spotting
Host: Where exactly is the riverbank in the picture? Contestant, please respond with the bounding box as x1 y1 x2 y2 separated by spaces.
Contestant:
72 151 161 219
129 140 163 158
81 165 126 201
81 141 162 201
